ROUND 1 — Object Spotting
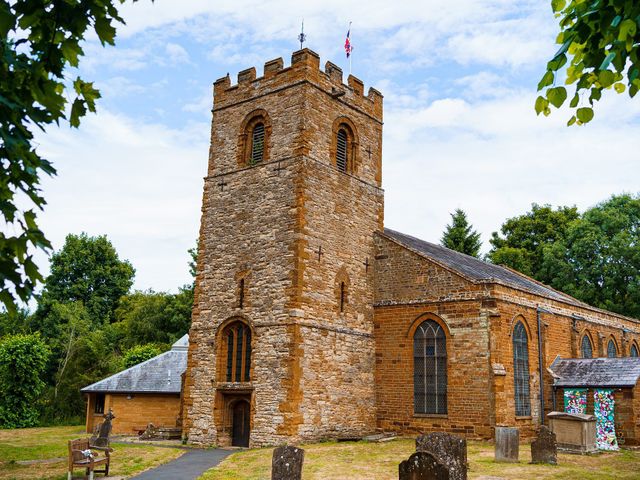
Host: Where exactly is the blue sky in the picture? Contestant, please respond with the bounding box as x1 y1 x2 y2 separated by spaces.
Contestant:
34 0 640 293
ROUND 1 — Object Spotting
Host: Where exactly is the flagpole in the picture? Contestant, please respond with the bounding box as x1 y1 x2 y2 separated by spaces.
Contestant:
348 21 352 75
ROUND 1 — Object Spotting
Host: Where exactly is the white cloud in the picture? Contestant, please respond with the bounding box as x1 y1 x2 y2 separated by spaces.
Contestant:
165 43 191 64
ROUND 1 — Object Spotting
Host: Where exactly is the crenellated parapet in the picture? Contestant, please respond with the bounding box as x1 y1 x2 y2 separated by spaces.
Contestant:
213 48 383 120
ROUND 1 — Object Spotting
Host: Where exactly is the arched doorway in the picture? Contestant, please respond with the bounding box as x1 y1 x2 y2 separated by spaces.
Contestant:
231 400 250 447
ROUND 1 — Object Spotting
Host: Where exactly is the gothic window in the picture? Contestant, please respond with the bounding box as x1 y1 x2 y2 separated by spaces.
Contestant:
336 128 348 172
607 339 617 358
512 321 531 417
224 322 251 382
339 281 346 312
581 335 593 358
631 344 639 357
414 320 447 415
250 123 265 165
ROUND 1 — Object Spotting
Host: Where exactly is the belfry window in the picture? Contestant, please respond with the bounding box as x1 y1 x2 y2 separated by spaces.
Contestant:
414 320 447 415
512 322 531 417
250 123 265 165
631 344 639 357
336 128 348 172
607 339 617 358
224 322 251 382
581 335 593 358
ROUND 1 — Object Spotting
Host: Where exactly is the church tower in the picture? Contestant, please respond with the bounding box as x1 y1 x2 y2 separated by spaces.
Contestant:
183 49 384 447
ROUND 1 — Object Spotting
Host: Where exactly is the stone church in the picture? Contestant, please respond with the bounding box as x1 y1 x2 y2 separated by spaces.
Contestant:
181 49 640 448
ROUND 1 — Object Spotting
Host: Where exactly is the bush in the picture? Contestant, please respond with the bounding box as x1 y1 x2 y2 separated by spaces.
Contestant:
0 333 50 428
123 344 162 369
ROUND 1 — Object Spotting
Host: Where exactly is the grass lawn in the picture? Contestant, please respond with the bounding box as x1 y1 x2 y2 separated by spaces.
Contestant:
0 425 183 479
199 438 640 480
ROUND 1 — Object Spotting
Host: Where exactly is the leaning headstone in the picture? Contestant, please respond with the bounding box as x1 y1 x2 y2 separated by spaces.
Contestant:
271 445 304 480
530 425 557 465
416 432 467 480
494 426 519 462
399 451 450 480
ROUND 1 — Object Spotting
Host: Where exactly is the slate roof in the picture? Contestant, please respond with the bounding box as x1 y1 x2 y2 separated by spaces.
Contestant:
381 228 587 307
550 357 640 388
81 334 188 394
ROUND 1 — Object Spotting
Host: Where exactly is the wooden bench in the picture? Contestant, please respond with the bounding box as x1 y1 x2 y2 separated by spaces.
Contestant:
68 438 111 480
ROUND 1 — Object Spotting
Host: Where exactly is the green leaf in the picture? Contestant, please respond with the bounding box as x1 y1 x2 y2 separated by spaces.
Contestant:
598 70 615 88
538 71 555 90
577 107 594 123
0 1 15 37
599 52 616 71
611 15 622 28
567 115 576 126
614 82 626 93
94 16 117 45
69 99 87 128
60 40 83 68
547 86 567 108
551 0 566 13
569 92 580 108
618 19 637 42
535 96 549 115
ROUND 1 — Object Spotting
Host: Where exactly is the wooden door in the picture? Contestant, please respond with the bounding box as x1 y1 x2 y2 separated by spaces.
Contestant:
232 401 250 447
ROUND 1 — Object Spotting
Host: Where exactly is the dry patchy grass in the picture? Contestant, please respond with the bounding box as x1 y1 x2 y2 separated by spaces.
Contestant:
200 438 640 480
0 425 183 479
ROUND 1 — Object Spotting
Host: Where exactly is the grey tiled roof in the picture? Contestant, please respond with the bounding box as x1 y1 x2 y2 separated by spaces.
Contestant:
382 228 585 306
550 357 640 387
82 334 188 394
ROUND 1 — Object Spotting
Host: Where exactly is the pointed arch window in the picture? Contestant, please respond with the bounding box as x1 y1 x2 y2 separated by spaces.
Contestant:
581 335 593 358
250 123 265 165
512 322 531 417
631 344 639 357
336 128 348 172
224 322 251 382
607 339 617 358
414 320 447 415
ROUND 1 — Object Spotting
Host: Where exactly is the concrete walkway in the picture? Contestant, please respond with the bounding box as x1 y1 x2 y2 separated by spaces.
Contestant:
129 448 232 480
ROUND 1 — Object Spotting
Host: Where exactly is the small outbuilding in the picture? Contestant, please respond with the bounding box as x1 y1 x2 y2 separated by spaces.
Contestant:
82 334 188 435
550 357 640 446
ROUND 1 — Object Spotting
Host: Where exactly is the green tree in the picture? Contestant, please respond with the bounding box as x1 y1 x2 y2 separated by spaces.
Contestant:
541 194 640 318
0 333 50 428
0 0 142 313
123 344 161 369
37 233 135 325
114 288 192 349
536 0 640 125
488 204 579 281
0 306 29 337
440 209 482 257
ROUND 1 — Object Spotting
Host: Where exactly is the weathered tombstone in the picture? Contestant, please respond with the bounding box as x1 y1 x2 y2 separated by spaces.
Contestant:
530 425 557 465
416 432 467 480
494 426 519 462
399 451 450 480
271 445 304 480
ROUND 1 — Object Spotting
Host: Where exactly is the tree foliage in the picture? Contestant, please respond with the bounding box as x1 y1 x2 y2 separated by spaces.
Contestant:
541 194 640 318
0 333 50 428
536 0 640 125
488 204 580 282
441 209 482 257
0 0 136 313
38 233 135 324
123 344 161 369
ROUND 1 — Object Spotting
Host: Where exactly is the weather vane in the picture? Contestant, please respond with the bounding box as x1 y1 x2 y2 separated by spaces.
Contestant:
298 19 306 49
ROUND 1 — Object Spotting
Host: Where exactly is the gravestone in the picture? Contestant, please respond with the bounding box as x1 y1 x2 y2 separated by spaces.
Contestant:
399 451 450 480
530 425 557 465
494 426 519 462
416 432 467 480
271 445 304 480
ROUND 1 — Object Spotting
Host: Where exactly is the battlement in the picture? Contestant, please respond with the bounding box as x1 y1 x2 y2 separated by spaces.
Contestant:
213 49 383 119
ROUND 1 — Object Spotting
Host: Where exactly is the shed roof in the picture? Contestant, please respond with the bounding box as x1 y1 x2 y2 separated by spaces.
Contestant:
550 357 640 388
381 228 588 307
81 334 188 394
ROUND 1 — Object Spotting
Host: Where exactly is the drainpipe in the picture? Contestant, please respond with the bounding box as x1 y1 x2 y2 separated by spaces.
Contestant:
537 306 552 425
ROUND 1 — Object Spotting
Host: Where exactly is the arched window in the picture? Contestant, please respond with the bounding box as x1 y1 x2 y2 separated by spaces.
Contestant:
224 322 251 382
607 339 617 358
631 344 639 357
339 281 346 312
581 335 593 358
336 128 348 172
414 320 447 414
512 321 531 417
250 123 265 165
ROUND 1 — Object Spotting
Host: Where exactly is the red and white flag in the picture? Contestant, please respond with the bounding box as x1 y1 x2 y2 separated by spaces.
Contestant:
344 23 353 58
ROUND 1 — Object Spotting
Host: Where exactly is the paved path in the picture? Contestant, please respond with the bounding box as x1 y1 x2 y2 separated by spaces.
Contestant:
129 448 232 480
